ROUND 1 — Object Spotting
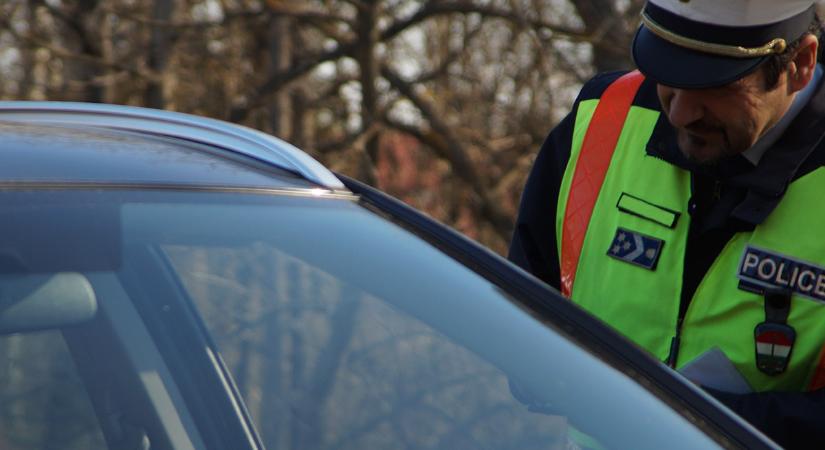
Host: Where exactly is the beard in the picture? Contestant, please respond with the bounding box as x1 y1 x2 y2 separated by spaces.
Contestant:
676 125 740 166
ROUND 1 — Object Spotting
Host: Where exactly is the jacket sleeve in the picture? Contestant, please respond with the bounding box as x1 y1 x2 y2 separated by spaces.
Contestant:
508 71 628 290
706 387 825 449
507 108 576 290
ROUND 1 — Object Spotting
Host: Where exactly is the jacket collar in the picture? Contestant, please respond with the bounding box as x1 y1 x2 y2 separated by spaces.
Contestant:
645 74 825 228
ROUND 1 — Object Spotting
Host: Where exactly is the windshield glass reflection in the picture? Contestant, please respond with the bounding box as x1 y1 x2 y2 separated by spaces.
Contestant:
119 193 720 450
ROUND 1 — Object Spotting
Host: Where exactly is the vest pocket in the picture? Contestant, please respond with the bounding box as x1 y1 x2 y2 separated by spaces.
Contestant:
616 192 680 228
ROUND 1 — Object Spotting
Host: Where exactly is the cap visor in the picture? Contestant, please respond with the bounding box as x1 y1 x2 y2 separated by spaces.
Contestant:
632 26 768 89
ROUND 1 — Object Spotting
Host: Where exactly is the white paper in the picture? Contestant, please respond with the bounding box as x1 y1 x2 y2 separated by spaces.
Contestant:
678 347 753 394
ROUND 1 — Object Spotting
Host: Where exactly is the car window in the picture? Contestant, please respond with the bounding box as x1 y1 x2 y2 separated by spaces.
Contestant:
114 192 723 450
0 330 107 450
164 245 565 449
0 190 730 450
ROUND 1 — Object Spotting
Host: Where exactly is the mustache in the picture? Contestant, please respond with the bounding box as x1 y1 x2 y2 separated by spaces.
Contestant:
682 120 724 134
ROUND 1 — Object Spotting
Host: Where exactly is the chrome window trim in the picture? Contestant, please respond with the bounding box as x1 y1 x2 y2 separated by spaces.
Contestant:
0 101 346 191
0 181 359 199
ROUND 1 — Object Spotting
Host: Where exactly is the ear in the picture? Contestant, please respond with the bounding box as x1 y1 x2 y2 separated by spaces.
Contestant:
788 34 819 93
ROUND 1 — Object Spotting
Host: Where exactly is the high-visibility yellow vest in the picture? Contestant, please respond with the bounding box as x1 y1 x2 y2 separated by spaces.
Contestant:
556 73 825 392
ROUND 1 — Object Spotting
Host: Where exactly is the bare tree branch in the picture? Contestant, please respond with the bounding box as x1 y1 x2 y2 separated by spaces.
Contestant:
570 0 634 71
99 6 262 29
0 15 160 82
382 0 589 43
381 65 513 238
316 122 382 155
265 0 353 25
228 43 354 122
229 0 591 124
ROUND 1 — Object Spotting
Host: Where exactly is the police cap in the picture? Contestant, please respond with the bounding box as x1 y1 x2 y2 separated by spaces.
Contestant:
632 0 817 88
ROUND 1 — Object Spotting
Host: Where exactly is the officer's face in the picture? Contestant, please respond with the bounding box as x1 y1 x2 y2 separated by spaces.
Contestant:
657 70 793 165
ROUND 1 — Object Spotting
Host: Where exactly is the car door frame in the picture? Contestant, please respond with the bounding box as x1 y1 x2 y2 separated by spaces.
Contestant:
338 173 778 450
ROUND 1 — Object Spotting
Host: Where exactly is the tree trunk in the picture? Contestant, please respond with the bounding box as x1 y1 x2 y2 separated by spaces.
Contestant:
267 16 294 139
145 0 173 109
355 0 380 185
572 0 634 73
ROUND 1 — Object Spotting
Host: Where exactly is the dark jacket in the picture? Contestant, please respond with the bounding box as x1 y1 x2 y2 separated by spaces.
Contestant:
509 70 825 449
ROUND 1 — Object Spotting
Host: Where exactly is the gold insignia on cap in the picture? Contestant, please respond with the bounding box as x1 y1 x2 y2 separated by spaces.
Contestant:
641 11 787 57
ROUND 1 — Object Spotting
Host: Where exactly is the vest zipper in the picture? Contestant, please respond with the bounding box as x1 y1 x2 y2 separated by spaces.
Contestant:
666 178 718 368
666 317 684 368
712 180 722 200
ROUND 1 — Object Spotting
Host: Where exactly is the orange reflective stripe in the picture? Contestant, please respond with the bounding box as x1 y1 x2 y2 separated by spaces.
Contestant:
560 71 645 297
808 344 825 390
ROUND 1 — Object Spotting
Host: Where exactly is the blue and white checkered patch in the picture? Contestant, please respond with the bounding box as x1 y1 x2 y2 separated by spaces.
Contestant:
606 227 664 270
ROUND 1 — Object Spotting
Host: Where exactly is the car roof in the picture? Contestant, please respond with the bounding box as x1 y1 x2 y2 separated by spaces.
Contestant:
0 101 347 192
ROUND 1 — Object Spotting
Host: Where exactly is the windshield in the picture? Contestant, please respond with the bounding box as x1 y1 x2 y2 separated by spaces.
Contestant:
1 190 721 450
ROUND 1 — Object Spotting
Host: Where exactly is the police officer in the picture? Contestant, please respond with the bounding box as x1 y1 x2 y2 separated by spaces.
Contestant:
509 0 825 447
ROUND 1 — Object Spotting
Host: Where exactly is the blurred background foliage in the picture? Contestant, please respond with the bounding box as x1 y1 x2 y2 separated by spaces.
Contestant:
0 0 644 253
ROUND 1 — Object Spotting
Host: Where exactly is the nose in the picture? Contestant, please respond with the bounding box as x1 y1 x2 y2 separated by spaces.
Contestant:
661 87 703 128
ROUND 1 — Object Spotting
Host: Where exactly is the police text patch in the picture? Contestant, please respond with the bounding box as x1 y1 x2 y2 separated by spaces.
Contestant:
738 245 825 303
606 227 663 270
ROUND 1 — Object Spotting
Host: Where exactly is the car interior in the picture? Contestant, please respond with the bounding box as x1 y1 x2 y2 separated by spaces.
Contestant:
0 270 203 450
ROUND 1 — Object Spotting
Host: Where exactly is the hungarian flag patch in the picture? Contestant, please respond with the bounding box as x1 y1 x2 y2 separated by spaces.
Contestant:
754 323 796 375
